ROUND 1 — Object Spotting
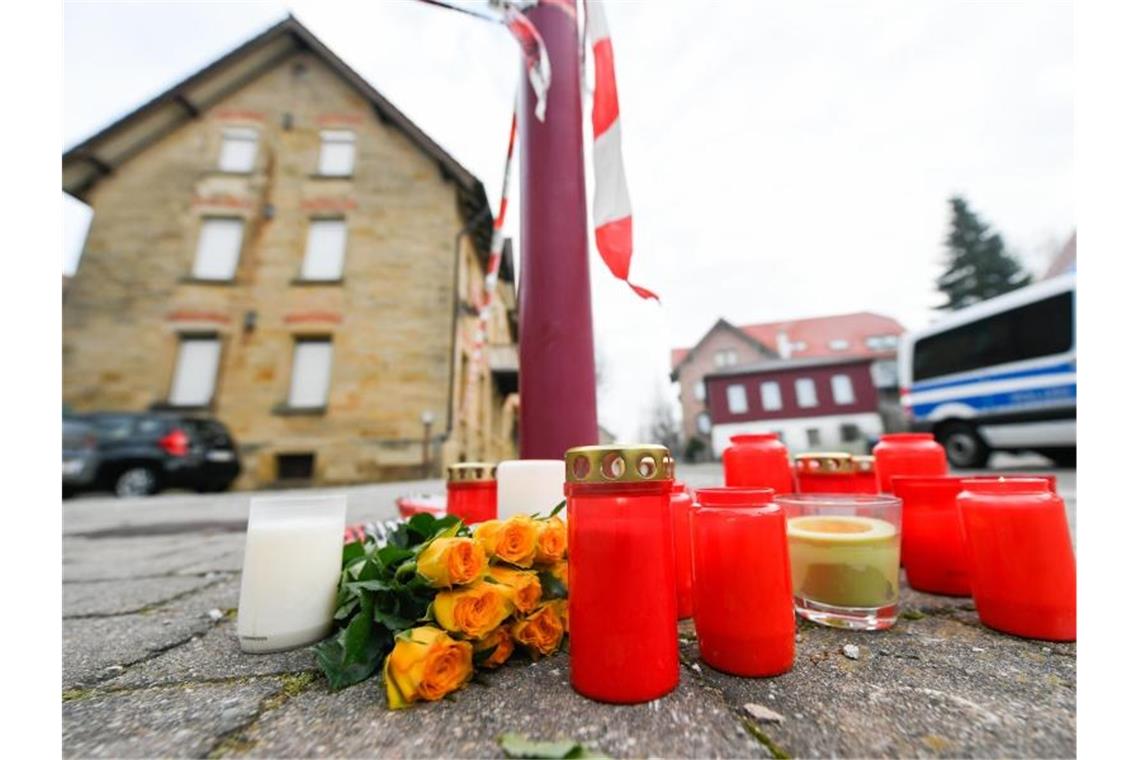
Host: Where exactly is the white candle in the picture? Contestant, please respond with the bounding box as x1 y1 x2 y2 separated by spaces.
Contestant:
497 459 565 519
237 494 346 653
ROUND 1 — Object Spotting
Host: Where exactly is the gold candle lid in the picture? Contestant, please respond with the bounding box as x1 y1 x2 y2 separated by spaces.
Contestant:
447 462 497 482
852 455 875 474
565 444 674 484
794 452 855 474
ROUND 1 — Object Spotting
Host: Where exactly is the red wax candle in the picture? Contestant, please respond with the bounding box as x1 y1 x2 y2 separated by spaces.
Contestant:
851 455 879 494
565 445 678 703
691 487 794 676
445 463 497 524
958 478 1075 641
873 433 948 494
723 433 794 493
671 481 695 620
892 476 971 596
794 452 856 493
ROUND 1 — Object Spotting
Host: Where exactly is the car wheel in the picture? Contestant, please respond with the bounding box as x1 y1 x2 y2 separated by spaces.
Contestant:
114 466 160 498
938 423 990 469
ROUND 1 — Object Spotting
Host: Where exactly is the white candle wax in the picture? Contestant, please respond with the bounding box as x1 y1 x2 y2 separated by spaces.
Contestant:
497 459 565 519
237 494 346 653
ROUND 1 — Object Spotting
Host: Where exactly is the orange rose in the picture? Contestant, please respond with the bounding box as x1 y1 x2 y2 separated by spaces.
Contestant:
495 515 540 568
383 626 473 709
510 602 565 658
473 625 514 669
487 565 542 614
416 537 487 588
535 516 568 564
552 598 569 635
472 520 502 557
432 581 515 639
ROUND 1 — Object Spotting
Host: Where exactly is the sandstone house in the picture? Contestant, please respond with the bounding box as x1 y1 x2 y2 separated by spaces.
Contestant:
62 17 519 489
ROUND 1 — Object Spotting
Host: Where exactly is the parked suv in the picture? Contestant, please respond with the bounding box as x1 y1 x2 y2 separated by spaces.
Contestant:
75 412 241 497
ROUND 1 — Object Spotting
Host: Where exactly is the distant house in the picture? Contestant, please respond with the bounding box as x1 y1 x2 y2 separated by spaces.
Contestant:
671 312 904 458
61 17 519 488
704 356 883 455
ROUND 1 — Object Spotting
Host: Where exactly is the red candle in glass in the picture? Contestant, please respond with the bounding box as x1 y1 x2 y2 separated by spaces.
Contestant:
794 452 856 493
445 463 497 524
691 487 794 677
957 478 1075 641
851 455 879 494
723 433 794 493
873 433 948 494
565 445 678 703
671 481 695 620
892 476 971 596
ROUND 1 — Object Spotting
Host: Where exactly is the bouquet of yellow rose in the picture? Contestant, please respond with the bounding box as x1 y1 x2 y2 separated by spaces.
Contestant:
314 505 568 710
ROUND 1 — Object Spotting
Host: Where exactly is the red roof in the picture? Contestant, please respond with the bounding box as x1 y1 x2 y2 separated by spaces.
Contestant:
672 311 904 368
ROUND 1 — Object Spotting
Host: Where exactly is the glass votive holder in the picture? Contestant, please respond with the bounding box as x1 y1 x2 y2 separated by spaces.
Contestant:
496 459 565 519
777 493 902 630
892 476 971 596
691 487 794 677
446 462 497 524
671 481 695 620
237 494 347 653
957 478 1075 641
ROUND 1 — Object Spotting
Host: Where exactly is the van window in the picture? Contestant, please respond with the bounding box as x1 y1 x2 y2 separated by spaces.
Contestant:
912 292 1073 382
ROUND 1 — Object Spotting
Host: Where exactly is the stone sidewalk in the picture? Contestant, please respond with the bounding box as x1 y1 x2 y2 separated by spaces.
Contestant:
63 471 1076 758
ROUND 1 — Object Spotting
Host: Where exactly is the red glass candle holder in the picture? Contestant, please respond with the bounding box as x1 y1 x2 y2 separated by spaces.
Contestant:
691 487 794 676
957 478 1075 641
724 433 794 493
794 452 856 493
851 455 879 494
892 476 970 596
445 463 497 524
671 481 695 620
565 445 678 703
873 433 948 494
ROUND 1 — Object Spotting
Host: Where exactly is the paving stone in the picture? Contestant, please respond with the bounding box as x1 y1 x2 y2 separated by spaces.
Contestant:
64 533 245 582
63 679 281 758
64 575 220 617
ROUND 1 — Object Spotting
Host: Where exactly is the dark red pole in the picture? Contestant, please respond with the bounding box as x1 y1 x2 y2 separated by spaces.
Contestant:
518 0 598 459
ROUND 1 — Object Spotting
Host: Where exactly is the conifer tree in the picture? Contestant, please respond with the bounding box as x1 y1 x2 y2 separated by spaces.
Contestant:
936 196 1031 310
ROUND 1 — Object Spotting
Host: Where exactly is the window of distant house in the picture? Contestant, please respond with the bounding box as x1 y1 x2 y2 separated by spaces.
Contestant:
831 373 856 405
840 423 861 442
192 217 244 281
693 382 706 401
217 127 259 173
169 336 221 407
806 428 821 447
795 377 818 408
318 130 356 176
760 381 782 411
288 338 333 409
300 218 347 281
714 349 738 368
727 384 748 414
828 338 850 351
696 412 712 435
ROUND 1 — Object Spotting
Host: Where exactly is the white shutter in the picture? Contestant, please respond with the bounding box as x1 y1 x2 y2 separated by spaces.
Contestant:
301 220 347 281
831 374 855 405
318 130 356 176
192 218 244 280
169 338 221 406
218 127 258 172
727 384 748 414
795 378 819 408
288 341 333 408
760 381 783 410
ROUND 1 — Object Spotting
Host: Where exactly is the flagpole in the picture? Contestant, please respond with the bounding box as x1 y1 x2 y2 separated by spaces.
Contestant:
518 0 599 459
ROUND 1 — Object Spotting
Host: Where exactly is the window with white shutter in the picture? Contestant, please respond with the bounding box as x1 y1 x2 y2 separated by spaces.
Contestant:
727 384 748 414
795 378 819 408
760 381 783 411
217 127 258 172
300 219 347 281
831 374 856 405
169 337 221 407
318 130 356 176
192 218 244 280
288 339 333 409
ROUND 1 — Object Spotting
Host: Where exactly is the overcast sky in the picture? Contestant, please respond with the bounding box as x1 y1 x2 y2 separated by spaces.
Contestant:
63 0 1073 440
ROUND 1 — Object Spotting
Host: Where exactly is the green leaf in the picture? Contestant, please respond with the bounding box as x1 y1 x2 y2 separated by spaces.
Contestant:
342 540 365 565
548 500 566 518
333 597 361 620
347 579 391 593
314 600 390 690
374 608 415 631
407 512 439 539
376 544 414 568
538 571 568 600
498 733 608 759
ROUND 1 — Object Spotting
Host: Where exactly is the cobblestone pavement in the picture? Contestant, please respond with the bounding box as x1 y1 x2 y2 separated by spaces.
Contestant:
62 465 1075 758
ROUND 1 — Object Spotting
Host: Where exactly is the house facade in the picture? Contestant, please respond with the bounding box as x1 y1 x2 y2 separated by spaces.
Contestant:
62 18 519 489
704 357 884 455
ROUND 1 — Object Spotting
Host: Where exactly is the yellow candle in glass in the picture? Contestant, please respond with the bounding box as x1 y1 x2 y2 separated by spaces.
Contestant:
786 515 899 609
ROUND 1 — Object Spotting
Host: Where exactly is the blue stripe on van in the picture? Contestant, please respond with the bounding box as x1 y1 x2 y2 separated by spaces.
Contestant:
911 383 1076 419
910 361 1076 393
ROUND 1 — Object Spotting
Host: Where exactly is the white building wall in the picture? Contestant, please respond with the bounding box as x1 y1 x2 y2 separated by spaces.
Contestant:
711 412 883 457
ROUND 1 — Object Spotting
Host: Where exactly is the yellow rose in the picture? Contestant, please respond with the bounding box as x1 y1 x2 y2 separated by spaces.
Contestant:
535 516 568 565
473 625 514 669
416 537 487 588
383 626 473 709
510 602 565 658
494 515 541 567
473 520 502 557
552 598 569 635
487 565 542 614
432 581 515 639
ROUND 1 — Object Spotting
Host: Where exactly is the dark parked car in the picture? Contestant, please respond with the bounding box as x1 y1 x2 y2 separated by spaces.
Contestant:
73 412 241 497
63 418 100 498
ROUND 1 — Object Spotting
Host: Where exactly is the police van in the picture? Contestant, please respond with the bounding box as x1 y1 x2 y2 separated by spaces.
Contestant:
897 272 1075 468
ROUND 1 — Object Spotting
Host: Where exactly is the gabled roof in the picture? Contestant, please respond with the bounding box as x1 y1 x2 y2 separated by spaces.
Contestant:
706 354 874 380
62 15 492 255
669 318 776 380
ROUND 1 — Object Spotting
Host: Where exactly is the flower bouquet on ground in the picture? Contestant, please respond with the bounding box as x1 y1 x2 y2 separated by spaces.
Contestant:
315 505 569 709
